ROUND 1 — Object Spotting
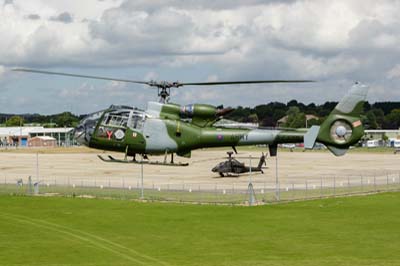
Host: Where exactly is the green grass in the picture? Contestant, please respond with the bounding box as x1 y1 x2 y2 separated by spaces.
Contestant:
1 193 400 266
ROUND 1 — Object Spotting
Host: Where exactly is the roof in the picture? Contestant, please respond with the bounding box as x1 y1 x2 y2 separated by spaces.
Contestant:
29 128 74 134
365 130 400 133
30 136 57 141
0 127 44 136
0 127 74 136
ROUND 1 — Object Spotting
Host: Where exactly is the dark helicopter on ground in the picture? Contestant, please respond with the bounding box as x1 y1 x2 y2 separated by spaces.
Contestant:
212 152 266 177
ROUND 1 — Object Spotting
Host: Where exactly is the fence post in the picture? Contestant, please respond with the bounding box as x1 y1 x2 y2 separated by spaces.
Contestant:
214 183 217 204
361 175 363 192
291 183 294 200
333 176 336 197
399 173 400 185
387 174 389 190
277 181 281 202
305 180 308 200
374 175 376 192
320 177 323 198
347 176 350 193
398 173 400 188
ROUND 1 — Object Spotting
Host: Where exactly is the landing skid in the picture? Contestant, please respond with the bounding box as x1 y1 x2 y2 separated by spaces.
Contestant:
97 155 189 167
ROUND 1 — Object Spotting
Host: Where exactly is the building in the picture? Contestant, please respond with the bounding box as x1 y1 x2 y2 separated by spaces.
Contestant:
29 127 74 146
363 129 400 147
364 129 400 140
0 127 74 147
0 127 42 146
28 136 57 147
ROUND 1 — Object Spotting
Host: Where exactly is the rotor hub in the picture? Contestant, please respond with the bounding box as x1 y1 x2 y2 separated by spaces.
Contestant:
335 125 347 137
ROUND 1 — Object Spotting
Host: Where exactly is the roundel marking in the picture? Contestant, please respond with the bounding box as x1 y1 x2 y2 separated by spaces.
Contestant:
114 129 125 140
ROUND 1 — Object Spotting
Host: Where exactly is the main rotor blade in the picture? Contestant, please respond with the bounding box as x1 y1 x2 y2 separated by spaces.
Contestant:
13 68 150 85
180 80 315 86
13 68 315 90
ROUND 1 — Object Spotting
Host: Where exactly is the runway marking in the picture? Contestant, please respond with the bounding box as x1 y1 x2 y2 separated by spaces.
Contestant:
1 213 170 266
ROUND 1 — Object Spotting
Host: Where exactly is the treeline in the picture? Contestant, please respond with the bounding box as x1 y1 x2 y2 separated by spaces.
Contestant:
0 112 84 127
2 100 400 129
225 100 400 129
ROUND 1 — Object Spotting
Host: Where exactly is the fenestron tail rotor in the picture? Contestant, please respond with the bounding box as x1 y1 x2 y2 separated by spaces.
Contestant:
12 68 315 103
330 120 353 144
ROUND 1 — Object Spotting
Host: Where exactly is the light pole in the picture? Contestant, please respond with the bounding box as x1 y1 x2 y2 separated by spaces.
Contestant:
36 153 39 182
248 155 256 206
275 153 280 201
140 155 144 199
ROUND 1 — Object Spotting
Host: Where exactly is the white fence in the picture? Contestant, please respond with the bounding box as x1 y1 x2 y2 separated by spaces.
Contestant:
1 172 400 205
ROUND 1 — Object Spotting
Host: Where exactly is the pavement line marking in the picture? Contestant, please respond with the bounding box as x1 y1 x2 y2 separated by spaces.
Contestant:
1 213 153 266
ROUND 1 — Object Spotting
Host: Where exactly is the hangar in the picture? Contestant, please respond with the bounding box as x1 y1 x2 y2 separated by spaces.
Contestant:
0 127 74 147
364 129 400 140
363 129 400 147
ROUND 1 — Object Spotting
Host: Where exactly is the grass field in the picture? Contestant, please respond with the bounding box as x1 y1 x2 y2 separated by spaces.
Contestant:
1 193 400 266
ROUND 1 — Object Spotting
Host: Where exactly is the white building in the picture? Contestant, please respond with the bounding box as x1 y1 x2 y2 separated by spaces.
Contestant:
0 127 74 147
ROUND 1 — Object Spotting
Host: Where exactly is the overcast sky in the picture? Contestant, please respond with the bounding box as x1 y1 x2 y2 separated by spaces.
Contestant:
0 0 400 114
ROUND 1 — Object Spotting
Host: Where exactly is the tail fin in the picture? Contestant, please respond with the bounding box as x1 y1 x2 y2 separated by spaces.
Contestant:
257 153 266 169
304 83 369 156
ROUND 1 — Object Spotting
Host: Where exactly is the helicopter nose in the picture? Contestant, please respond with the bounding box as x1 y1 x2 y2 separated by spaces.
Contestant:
73 124 88 146
73 110 104 146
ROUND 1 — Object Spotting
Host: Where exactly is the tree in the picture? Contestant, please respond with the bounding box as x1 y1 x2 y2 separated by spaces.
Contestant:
307 118 321 127
226 106 253 122
371 108 385 128
287 100 298 107
247 113 258 123
5 116 24 127
384 109 400 129
54 112 79 127
364 110 378 129
284 106 306 128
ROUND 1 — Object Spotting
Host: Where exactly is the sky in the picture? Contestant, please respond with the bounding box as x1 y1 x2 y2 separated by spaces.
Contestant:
0 0 400 114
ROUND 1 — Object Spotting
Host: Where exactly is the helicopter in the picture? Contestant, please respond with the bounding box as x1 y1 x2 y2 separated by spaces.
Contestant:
13 68 368 166
212 152 266 177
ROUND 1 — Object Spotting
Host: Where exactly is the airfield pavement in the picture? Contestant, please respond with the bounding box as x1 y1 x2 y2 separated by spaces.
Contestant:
0 147 399 191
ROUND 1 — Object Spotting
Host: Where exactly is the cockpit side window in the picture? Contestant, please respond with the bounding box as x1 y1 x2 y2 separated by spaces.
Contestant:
99 107 145 131
101 111 130 128
127 111 145 130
